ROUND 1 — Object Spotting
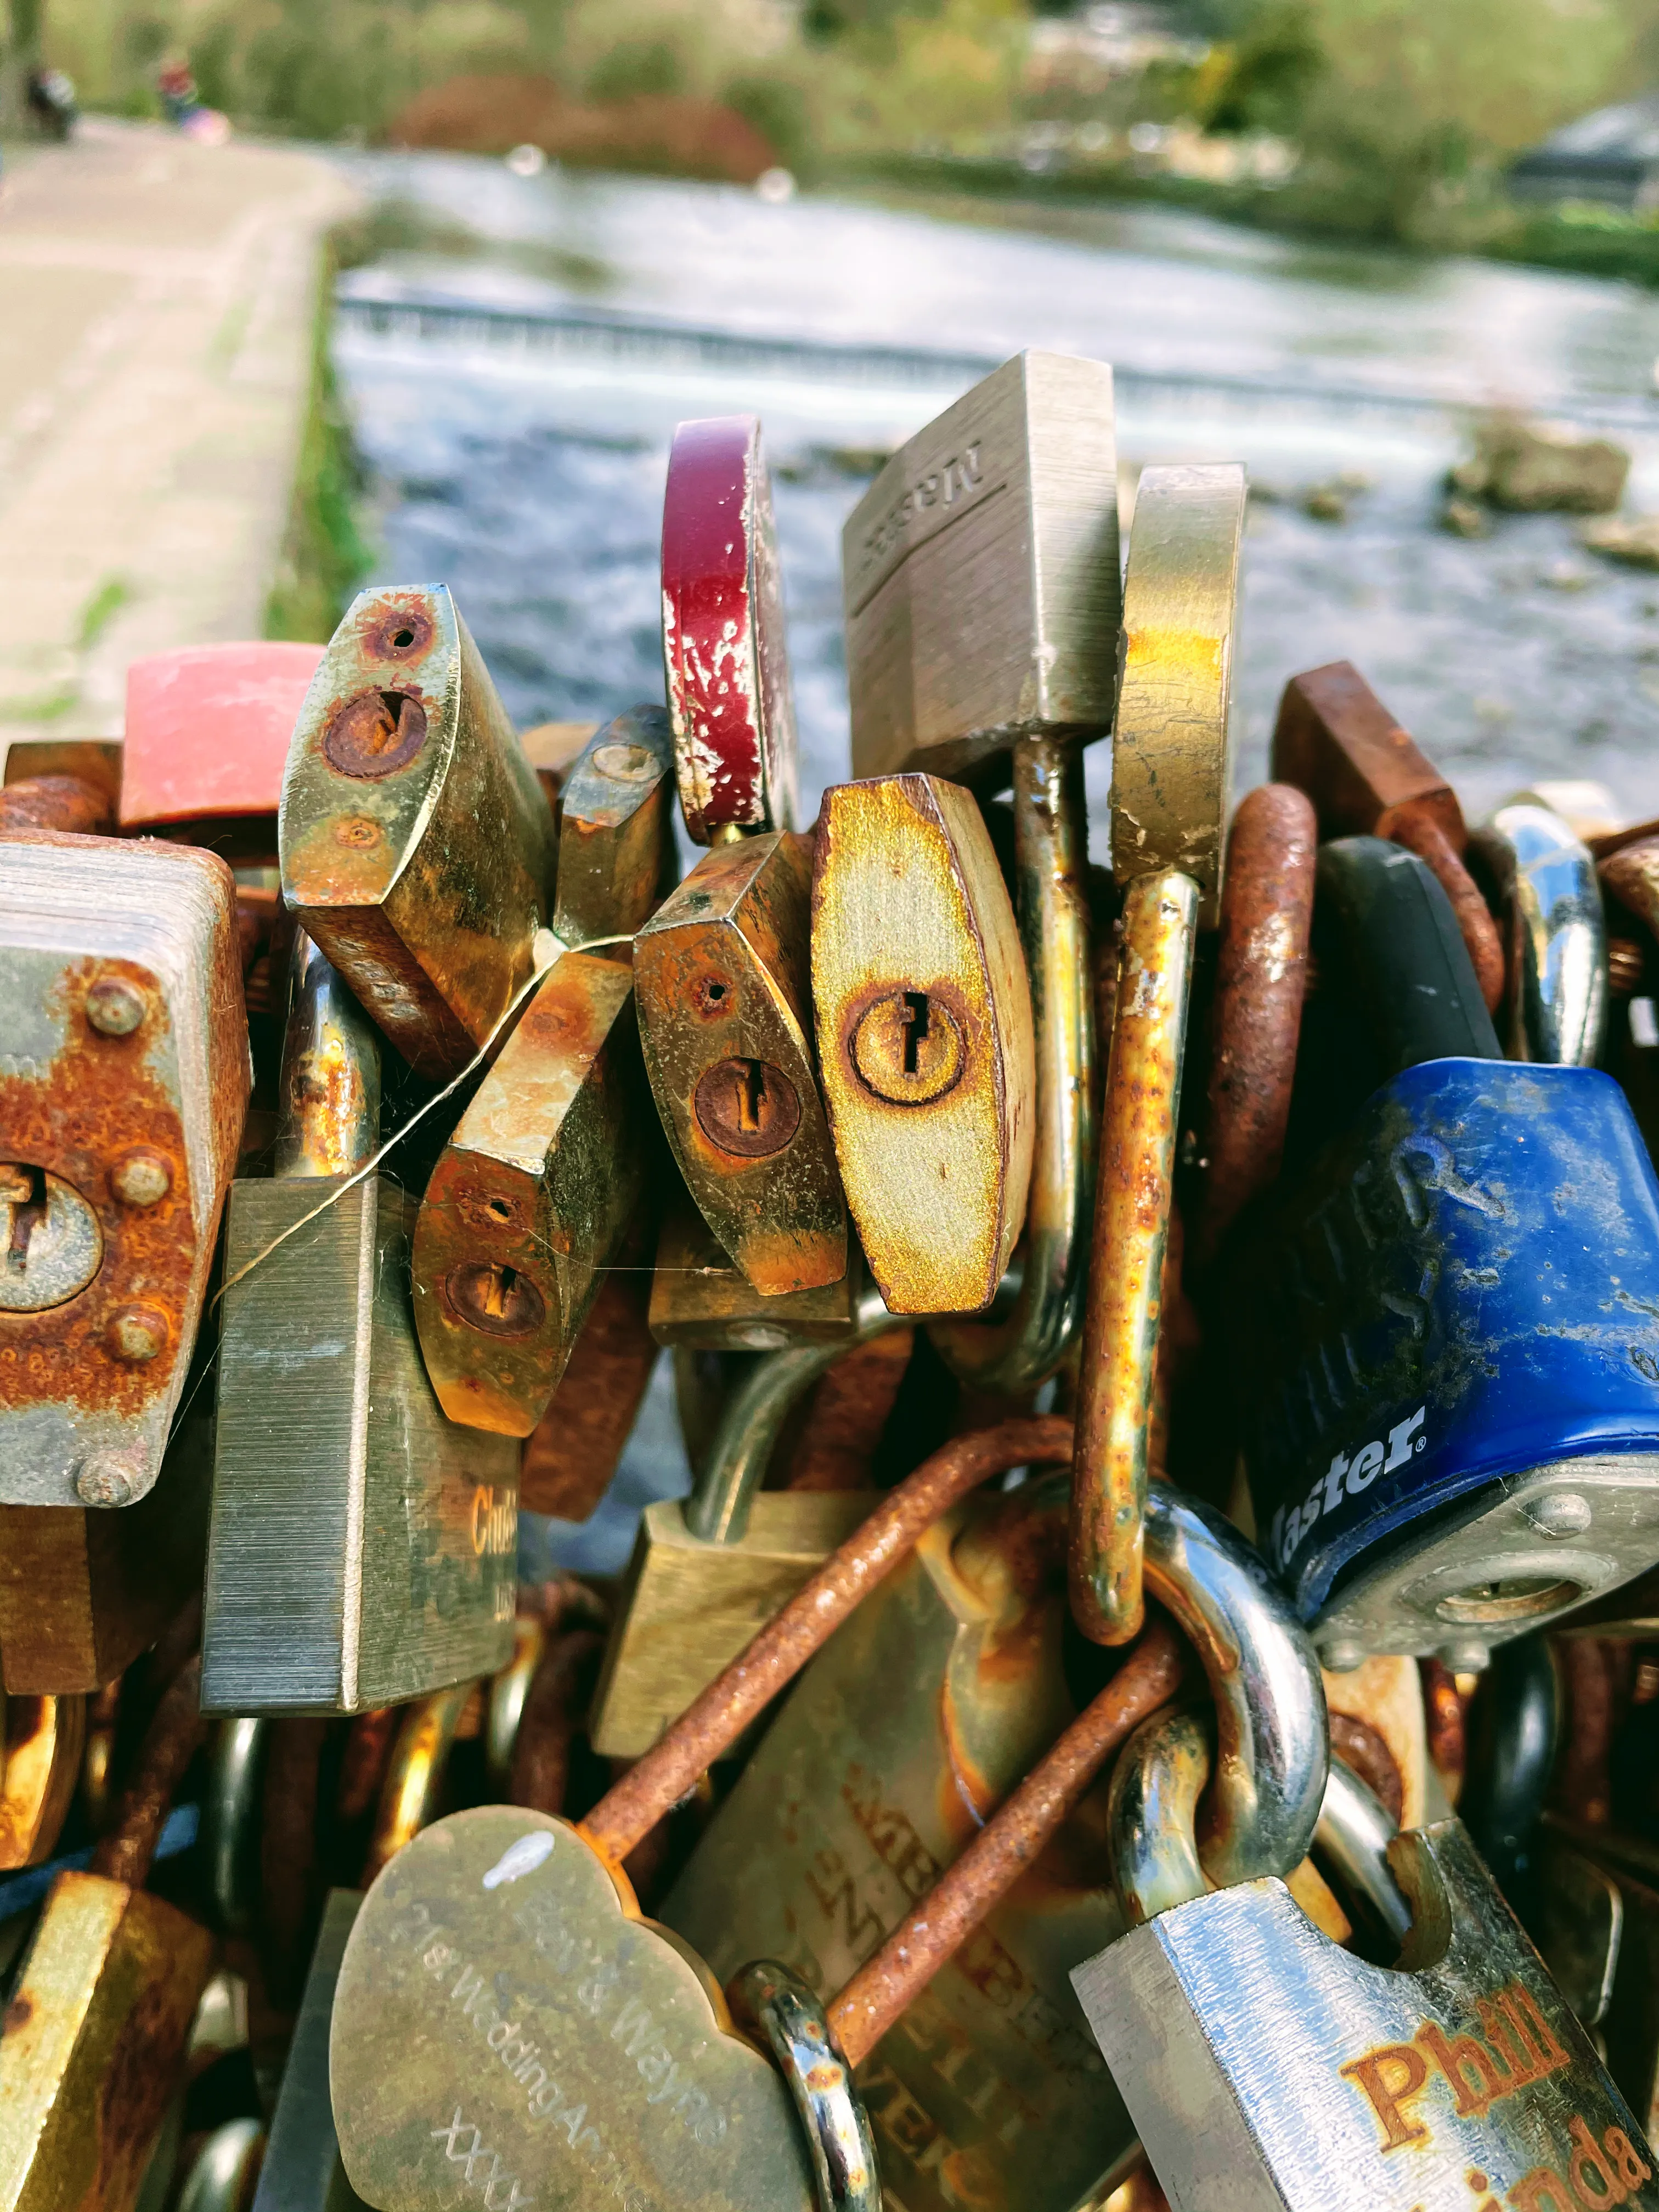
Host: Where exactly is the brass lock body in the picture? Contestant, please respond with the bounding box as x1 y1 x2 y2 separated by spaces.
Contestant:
204 940 516 1715
662 1469 1139 2212
547 705 676 951
647 1191 859 1349
0 833 247 1509
636 831 848 1298
413 949 646 1437
280 585 557 1077
812 773 1034 1314
842 350 1119 785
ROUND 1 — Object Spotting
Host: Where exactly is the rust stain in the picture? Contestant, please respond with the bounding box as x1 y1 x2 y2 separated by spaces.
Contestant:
0 956 197 1420
92 1652 205 1888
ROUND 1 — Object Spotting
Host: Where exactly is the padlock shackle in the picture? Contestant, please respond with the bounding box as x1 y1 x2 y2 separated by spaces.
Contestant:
91 1650 206 1889
1070 870 1198 1646
1472 803 1606 1066
1194 783 1316 1270
361 1679 472 1885
580 1415 1074 1867
1109 1707 1211 1926
827 1618 1185 2066
1142 1484 1328 1888
0 772 112 837
1314 1756 1414 1947
683 1282 902 1544
930 733 1097 1391
273 932 382 1180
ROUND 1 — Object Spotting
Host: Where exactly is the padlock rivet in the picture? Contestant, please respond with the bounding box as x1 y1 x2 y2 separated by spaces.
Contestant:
1318 1637 1367 1674
85 977 146 1036
1525 1491 1592 1538
108 1305 168 1364
592 742 657 783
76 1452 139 1507
111 1149 172 1208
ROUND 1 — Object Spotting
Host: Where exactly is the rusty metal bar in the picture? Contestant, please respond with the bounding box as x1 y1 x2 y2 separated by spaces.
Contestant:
580 1416 1074 1867
0 775 112 837
827 1620 1183 2066
511 1628 604 1816
91 1652 206 1888
1195 784 1315 1270
1070 872 1198 1647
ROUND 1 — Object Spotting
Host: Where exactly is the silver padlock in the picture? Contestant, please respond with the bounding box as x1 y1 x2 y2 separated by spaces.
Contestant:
1072 1546 1659 2211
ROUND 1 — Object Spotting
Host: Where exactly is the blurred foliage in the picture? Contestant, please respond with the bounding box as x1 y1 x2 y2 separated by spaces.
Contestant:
266 243 373 643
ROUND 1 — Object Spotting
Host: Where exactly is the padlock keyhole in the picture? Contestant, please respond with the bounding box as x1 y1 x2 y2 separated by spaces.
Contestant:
735 1059 766 1134
4 1165 47 1273
900 992 930 1076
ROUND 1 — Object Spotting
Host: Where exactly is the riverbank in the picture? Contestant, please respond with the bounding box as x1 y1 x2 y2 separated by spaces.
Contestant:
0 116 358 754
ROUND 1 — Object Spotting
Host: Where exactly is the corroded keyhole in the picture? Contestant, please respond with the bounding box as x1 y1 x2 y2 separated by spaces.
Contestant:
693 1057 802 1159
323 687 430 778
849 989 966 1105
446 1262 547 1339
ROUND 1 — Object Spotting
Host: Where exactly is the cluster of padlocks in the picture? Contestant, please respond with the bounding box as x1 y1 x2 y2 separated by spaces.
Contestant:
8 348 1659 2212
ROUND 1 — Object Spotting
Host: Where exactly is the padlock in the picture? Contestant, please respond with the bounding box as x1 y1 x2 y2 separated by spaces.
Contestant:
1272 658 1506 1011
636 829 847 1297
838 353 1115 1374
279 585 557 1077
1073 464 1244 1643
811 771 1034 1313
0 1693 83 1871
545 706 676 951
331 1417 1093 2212
122 641 326 862
840 351 1119 784
410 944 646 1436
661 415 798 842
588 1285 902 1758
252 1889 372 2212
0 774 113 836
647 1192 860 1349
1 737 121 825
1229 832 1659 1673
1075 1694 1659 2211
0 1645 214 2212
1468 803 1607 1066
663 1468 1301 2212
0 829 248 1509
202 933 517 1715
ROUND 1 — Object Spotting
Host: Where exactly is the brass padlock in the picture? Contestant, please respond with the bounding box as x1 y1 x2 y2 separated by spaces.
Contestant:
647 1191 859 1349
0 830 248 1509
545 706 676 951
636 830 847 1297
1272 658 1505 1011
1073 464 1244 1644
841 351 1119 783
329 1417 1099 2212
811 772 1035 1314
0 1647 215 2212
589 1286 902 1758
662 415 798 843
202 934 517 1714
280 585 557 1077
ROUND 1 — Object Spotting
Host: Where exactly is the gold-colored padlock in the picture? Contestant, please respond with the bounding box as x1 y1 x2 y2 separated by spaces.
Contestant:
280 585 556 1077
646 1191 860 1350
811 772 1035 1314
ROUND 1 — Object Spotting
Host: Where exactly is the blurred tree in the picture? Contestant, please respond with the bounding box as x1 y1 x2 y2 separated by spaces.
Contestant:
1192 4 1324 134
3 0 43 127
585 35 681 98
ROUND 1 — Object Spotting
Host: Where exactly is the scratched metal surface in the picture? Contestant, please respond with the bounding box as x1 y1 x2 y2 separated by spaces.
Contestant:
329 151 1659 1570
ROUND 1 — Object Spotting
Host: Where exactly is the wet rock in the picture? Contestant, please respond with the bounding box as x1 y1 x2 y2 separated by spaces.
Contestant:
1441 495 1491 539
1582 513 1659 571
1302 483 1348 523
1455 416 1629 515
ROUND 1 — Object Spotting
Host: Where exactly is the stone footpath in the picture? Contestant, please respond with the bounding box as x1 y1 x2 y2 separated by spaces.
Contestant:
0 116 356 759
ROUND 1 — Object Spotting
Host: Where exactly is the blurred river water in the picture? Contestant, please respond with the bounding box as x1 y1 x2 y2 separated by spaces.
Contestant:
329 150 1659 1565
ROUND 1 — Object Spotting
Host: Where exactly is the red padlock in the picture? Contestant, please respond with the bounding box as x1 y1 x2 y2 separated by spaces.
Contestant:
121 641 324 862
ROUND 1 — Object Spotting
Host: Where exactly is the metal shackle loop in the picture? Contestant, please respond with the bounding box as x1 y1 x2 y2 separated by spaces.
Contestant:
730 1960 880 2212
1314 1758 1414 1949
1471 802 1607 1067
1109 1708 1211 1926
1141 1484 1328 1889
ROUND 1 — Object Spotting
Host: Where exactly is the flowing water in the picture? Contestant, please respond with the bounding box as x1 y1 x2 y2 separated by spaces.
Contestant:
329 150 1659 1566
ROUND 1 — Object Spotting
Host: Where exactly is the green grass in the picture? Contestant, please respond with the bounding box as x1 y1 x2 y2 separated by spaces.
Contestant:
75 574 131 651
264 238 374 646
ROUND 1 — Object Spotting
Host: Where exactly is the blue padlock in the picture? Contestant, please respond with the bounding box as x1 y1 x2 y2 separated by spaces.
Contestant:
1232 835 1659 1672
